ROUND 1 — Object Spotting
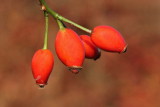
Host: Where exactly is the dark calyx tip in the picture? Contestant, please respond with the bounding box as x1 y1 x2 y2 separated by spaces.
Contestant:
93 49 101 60
38 84 46 88
120 45 128 53
68 66 83 74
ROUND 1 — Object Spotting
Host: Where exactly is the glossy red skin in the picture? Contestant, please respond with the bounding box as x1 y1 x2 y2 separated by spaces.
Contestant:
80 35 101 60
55 28 85 69
91 26 127 53
31 49 54 86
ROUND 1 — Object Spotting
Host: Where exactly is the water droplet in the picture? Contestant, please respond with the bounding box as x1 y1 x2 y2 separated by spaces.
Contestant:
35 75 41 81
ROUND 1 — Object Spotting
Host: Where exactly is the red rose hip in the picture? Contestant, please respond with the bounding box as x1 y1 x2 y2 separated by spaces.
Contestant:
80 35 101 60
91 25 127 53
31 49 54 88
55 28 85 74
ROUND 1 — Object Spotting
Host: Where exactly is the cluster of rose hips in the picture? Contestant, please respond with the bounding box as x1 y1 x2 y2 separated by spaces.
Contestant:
31 0 127 88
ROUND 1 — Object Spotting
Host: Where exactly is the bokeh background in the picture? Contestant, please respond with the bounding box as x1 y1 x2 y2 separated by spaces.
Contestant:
0 0 160 107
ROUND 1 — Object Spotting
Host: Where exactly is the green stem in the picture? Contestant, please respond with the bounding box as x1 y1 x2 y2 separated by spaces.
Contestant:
39 0 92 34
56 19 65 30
43 11 49 49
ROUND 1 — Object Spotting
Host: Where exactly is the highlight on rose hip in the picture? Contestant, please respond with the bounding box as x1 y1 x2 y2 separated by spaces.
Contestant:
31 0 128 88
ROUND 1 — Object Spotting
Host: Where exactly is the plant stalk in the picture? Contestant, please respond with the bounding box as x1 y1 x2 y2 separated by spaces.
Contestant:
43 11 49 49
39 0 92 34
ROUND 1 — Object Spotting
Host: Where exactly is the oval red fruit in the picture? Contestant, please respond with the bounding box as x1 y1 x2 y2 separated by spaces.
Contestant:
55 28 85 74
31 49 54 88
80 35 101 60
91 26 127 53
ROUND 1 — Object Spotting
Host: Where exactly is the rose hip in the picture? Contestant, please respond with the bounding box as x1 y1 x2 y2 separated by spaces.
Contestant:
80 35 101 60
91 25 127 53
31 49 54 88
55 28 85 74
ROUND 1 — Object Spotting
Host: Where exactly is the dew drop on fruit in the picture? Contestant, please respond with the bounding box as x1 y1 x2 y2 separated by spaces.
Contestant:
35 75 41 81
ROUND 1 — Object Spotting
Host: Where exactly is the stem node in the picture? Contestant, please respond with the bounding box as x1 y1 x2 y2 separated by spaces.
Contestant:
41 5 46 11
39 0 92 34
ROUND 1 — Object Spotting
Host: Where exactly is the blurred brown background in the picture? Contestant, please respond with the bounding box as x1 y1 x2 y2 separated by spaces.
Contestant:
0 0 160 107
